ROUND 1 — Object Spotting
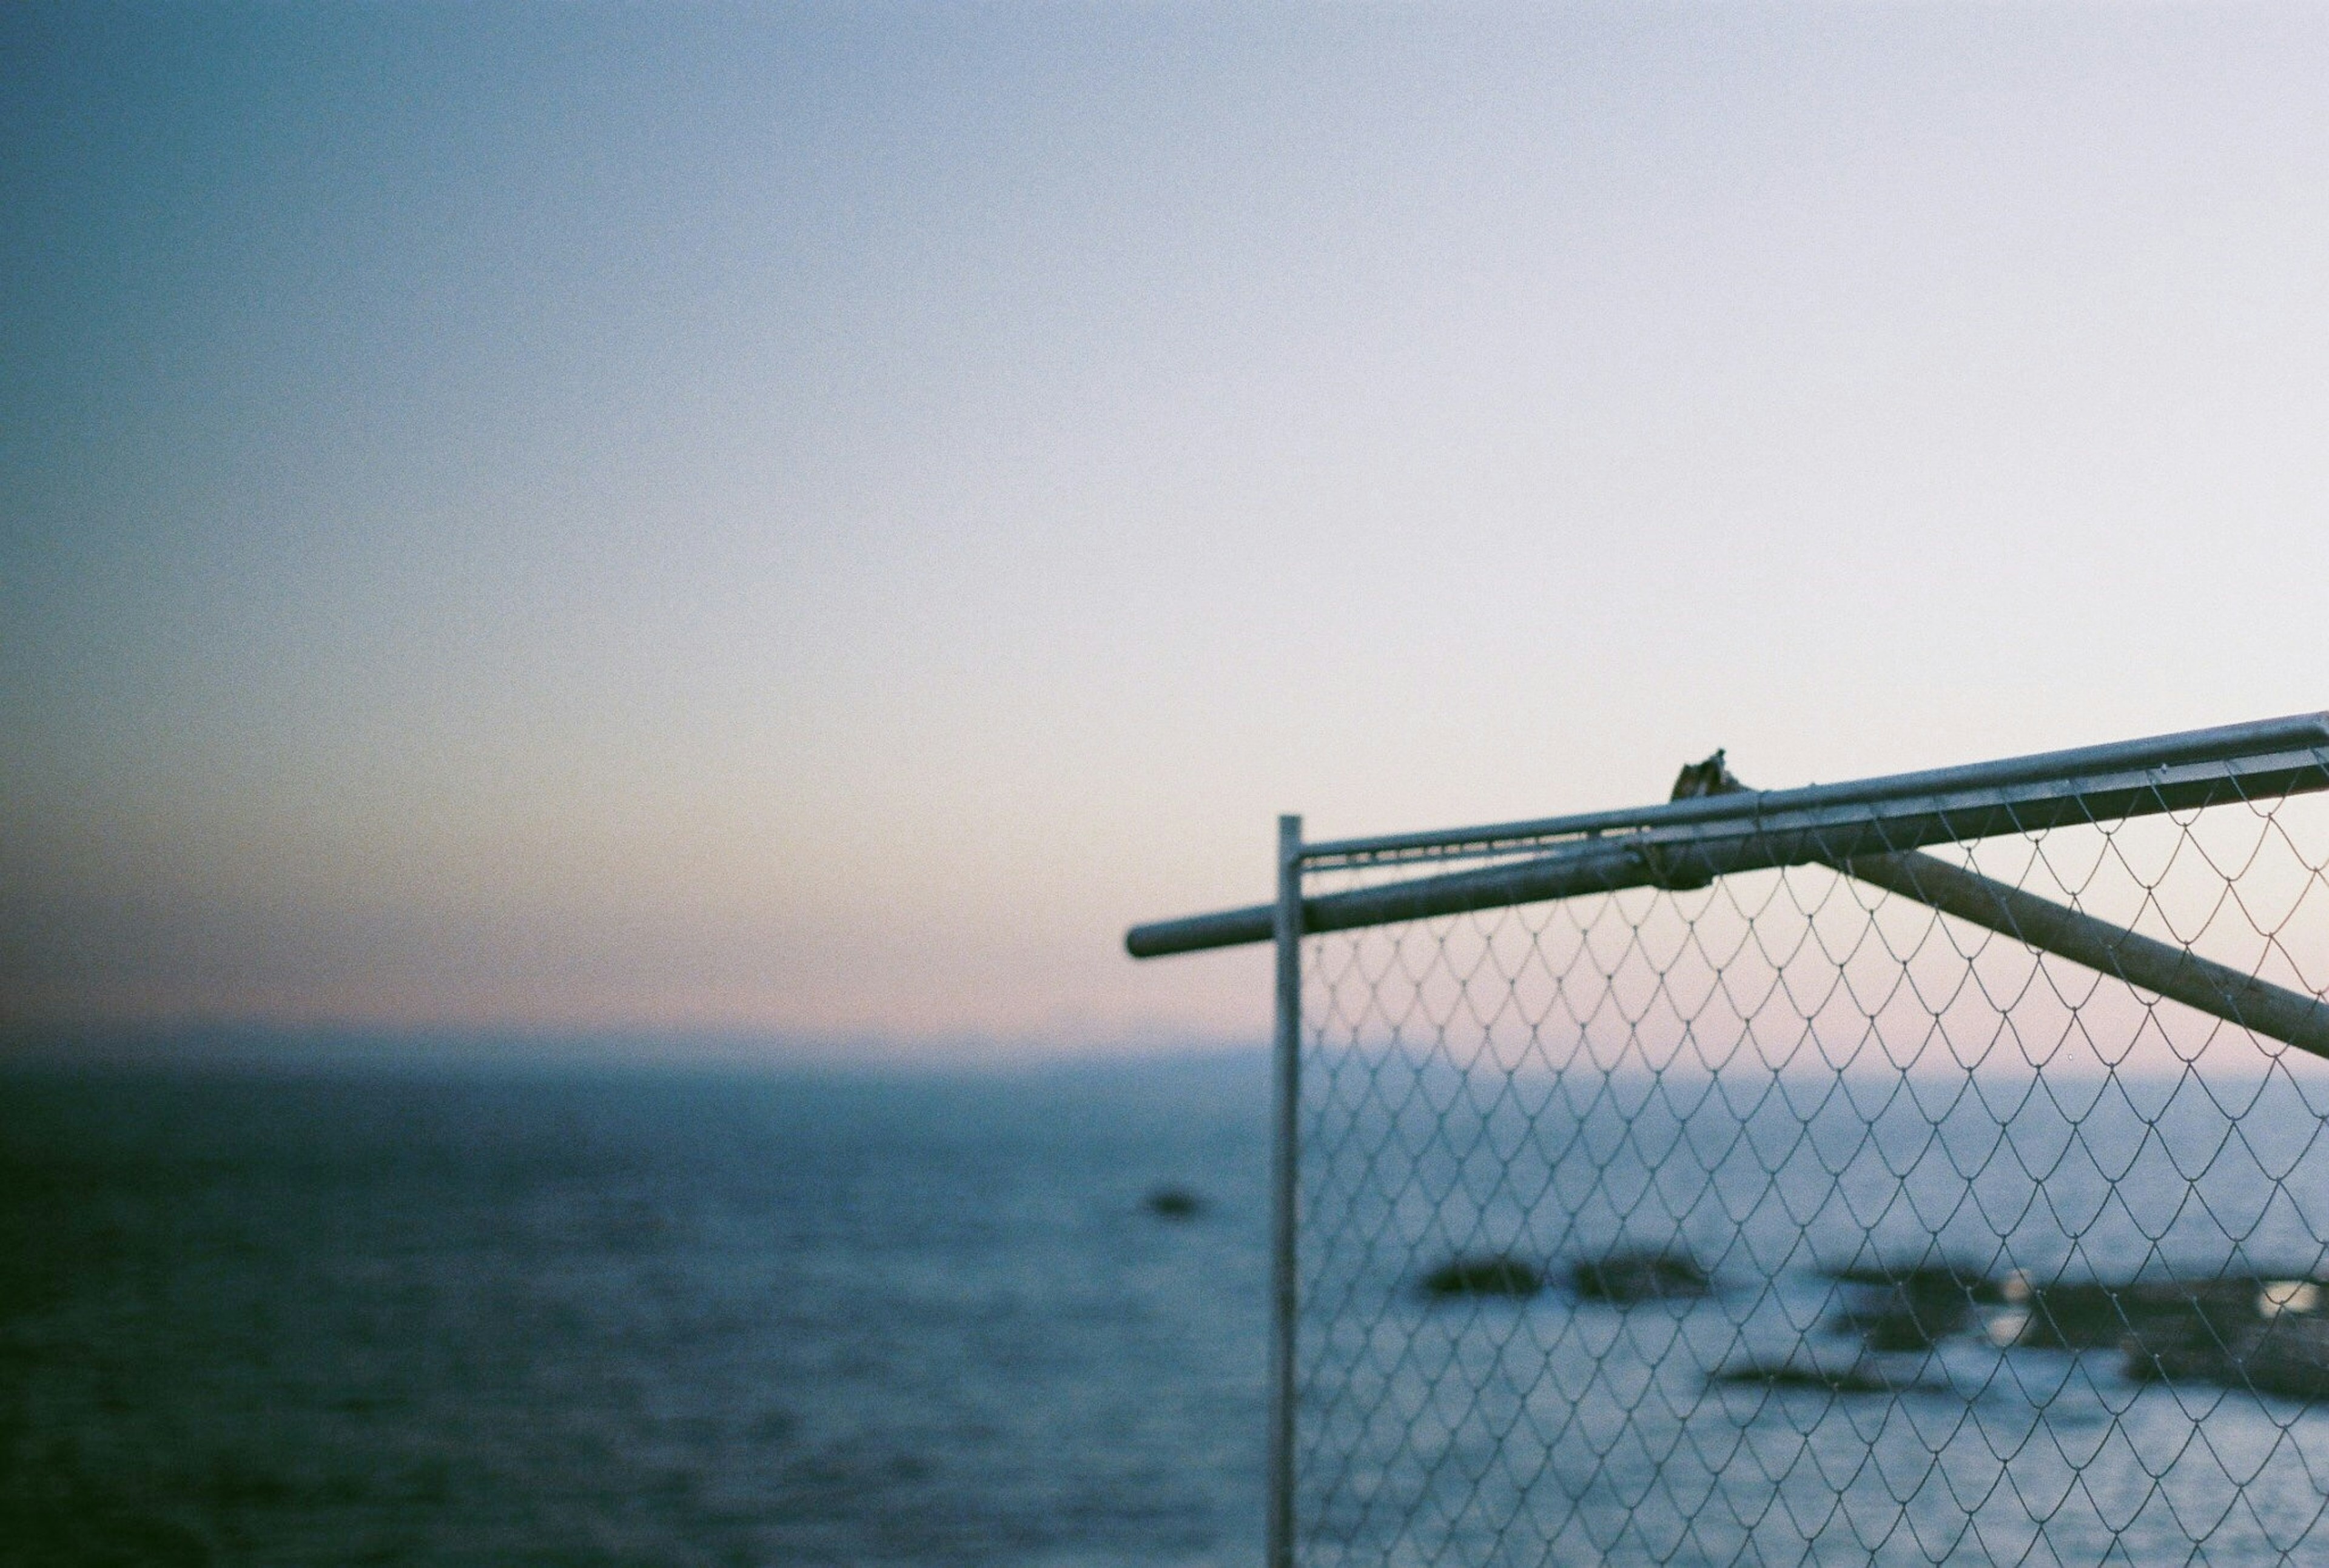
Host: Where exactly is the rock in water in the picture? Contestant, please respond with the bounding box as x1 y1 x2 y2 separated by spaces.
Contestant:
1824 1264 1997 1350
2006 1280 2131 1349
1420 1255 1545 1299
2233 1315 2329 1401
1143 1187 1203 1220
2005 1276 2282 1361
2108 1278 2329 1392
1710 1353 1940 1396
1571 1250 1712 1304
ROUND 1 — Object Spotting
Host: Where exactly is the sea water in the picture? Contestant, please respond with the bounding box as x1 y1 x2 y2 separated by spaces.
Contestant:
0 1057 1271 1567
8 1054 2329 1567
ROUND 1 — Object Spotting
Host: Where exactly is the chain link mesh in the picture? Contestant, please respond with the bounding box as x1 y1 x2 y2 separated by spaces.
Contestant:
1297 782 2329 1566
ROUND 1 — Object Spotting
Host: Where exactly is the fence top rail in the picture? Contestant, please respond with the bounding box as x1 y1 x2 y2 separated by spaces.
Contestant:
1125 711 2329 959
1299 710 2329 868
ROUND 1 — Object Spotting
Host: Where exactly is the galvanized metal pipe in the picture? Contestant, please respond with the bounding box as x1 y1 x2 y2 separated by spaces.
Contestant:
1124 745 2329 959
1833 849 2329 1062
1266 815 1302 1568
1302 710 2329 868
1126 730 2329 1060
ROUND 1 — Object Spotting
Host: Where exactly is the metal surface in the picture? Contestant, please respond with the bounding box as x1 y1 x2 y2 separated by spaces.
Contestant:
1836 848 2329 1061
1266 814 1302 1568
1300 710 2329 868
1124 739 2329 960
1715 743 2329 1063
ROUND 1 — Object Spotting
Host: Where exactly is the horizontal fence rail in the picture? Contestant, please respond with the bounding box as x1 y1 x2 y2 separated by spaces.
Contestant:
1126 715 2329 959
1303 710 2329 869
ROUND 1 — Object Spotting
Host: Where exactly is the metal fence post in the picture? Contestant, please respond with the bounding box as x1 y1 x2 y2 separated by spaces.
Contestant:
1268 814 1302 1568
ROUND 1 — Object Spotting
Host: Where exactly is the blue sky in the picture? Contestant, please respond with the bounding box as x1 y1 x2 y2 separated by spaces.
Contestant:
5 4 2327 1053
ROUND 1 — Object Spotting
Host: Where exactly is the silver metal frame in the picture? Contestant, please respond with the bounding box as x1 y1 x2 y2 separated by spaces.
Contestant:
1126 714 2329 968
1301 710 2329 869
1128 712 2329 1566
1267 816 1302 1568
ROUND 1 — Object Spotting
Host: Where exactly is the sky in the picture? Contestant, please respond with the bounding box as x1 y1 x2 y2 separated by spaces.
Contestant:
5 3 2328 1059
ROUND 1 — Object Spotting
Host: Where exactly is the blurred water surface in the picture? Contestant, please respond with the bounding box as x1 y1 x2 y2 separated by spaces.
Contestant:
15 1053 2329 1568
0 1058 1271 1567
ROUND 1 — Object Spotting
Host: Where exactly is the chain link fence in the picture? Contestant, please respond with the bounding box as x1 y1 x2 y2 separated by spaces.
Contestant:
1131 715 2329 1567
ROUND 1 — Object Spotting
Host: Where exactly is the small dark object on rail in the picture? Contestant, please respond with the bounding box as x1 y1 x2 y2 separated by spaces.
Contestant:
1572 1249 1712 1304
1670 750 1746 800
1143 1187 1204 1220
1421 1255 1545 1299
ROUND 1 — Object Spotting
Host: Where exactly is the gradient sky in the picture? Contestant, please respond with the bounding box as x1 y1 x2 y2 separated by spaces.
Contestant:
5 4 2328 1056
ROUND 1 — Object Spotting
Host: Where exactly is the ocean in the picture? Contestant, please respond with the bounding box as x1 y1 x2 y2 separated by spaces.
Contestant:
0 1057 1272 1567
9 1051 2329 1567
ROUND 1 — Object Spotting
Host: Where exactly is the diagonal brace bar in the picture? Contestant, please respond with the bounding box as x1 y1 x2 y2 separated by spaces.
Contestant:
1694 748 2329 1062
1830 848 2329 1062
